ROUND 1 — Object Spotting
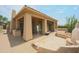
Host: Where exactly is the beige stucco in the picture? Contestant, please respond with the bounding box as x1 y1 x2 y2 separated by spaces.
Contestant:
23 13 33 41
10 10 16 33
11 6 57 41
42 19 48 34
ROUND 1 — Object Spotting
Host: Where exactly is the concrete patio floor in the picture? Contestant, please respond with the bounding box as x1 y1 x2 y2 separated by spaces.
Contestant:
0 30 68 53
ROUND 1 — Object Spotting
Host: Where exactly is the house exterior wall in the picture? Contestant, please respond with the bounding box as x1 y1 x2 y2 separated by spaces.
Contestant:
54 21 57 30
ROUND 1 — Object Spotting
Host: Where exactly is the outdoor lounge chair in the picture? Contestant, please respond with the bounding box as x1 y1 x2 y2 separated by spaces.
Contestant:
44 32 50 35
55 31 74 45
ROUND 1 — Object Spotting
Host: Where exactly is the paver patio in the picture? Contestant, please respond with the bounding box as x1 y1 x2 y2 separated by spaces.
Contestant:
1 30 77 53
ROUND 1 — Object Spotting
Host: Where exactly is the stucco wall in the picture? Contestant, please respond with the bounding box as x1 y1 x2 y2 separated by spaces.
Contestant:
23 13 33 41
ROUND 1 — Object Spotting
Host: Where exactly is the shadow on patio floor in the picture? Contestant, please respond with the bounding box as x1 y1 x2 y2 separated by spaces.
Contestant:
7 33 26 47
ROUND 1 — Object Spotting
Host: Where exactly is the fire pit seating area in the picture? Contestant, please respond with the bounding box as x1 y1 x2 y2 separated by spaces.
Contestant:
55 31 71 39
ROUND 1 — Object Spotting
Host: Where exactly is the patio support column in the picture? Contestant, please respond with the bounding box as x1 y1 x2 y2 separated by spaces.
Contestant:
10 10 16 33
10 19 16 33
23 13 33 41
42 19 48 34
10 20 13 33
54 21 57 31
16 19 19 29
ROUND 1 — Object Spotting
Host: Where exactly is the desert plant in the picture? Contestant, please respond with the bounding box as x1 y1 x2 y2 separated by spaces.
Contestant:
65 16 78 33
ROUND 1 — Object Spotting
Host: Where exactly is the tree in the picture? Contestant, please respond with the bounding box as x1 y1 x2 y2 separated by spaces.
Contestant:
0 15 3 22
0 15 8 23
3 17 8 23
0 15 9 29
65 16 78 33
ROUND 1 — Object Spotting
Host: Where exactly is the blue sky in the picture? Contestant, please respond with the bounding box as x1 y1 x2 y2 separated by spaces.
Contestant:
0 5 79 25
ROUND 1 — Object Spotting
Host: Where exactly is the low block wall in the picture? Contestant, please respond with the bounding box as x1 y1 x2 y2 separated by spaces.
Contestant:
57 28 68 32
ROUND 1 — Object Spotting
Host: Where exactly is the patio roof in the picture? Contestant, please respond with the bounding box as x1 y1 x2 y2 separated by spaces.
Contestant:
13 5 57 22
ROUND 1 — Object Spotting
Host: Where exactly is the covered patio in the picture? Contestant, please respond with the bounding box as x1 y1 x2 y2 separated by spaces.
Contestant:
10 6 57 41
32 16 43 38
